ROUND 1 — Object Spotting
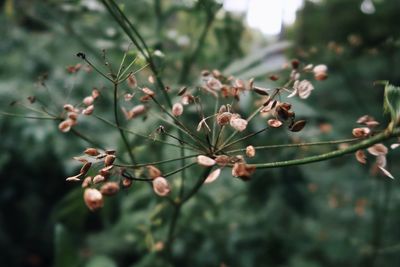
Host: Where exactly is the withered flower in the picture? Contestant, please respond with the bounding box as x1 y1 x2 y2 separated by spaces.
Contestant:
352 127 371 138
172 103 184 117
147 165 162 179
230 115 248 132
246 145 256 158
268 119 283 128
152 177 171 196
100 182 120 196
232 163 256 180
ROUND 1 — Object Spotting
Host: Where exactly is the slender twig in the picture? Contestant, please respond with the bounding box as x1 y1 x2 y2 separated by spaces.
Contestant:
164 162 197 178
115 154 198 168
0 112 57 120
217 127 269 153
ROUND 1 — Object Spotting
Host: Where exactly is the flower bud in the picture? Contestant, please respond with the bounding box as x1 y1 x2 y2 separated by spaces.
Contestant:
197 155 216 167
83 188 103 211
172 103 184 117
152 177 171 196
92 88 100 99
104 155 116 166
82 176 92 188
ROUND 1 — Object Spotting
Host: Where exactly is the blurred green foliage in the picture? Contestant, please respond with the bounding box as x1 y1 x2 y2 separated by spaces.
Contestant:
1 0 400 266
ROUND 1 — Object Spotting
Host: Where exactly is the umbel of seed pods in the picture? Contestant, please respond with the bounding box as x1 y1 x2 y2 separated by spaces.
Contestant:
64 58 329 211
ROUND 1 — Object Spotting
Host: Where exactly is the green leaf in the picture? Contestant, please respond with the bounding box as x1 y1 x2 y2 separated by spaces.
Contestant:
382 81 400 128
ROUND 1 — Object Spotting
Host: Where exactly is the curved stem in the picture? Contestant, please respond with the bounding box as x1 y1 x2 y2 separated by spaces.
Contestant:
115 154 198 168
252 128 400 169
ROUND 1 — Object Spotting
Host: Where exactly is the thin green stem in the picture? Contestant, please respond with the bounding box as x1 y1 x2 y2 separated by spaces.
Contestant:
225 138 359 154
252 128 400 169
164 162 197 178
217 127 269 153
115 154 198 168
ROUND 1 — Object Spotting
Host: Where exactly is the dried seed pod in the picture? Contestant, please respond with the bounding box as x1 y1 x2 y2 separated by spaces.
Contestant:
269 75 279 81
80 162 92 176
268 119 283 128
290 120 307 132
82 105 94 115
100 165 113 177
253 86 270 96
122 177 132 188
58 119 74 133
215 155 230 166
367 143 388 156
105 149 116 155
204 168 221 184
355 150 367 164
172 103 184 117
93 174 105 184
197 155 216 167
232 163 256 181
127 74 137 89
83 96 94 106
83 188 103 211
92 88 100 99
68 112 79 121
63 104 75 112
100 182 120 196
230 116 248 132
66 173 83 182
291 59 300 69
275 105 291 121
142 87 155 96
82 176 92 188
84 148 99 156
152 177 171 196
147 165 162 179
246 145 256 158
178 86 187 96
352 127 370 138
130 105 146 117
104 155 116 166
217 112 232 126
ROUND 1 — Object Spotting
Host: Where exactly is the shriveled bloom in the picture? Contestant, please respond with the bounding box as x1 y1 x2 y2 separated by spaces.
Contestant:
197 155 216 167
356 115 379 128
268 119 283 128
352 127 370 138
206 77 222 91
172 102 184 116
246 145 256 158
83 188 104 211
232 163 256 180
100 182 120 196
204 168 221 184
230 115 248 132
215 155 230 166
152 177 171 196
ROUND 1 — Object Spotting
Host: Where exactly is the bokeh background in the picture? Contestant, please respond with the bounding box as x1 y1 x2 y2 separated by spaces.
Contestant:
1 0 400 266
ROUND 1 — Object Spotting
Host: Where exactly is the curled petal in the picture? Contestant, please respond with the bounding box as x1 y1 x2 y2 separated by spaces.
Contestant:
367 143 388 156
355 150 367 164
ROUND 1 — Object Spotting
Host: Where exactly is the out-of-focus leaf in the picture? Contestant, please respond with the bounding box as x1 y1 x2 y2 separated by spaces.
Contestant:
381 81 400 128
54 224 81 267
85 255 117 267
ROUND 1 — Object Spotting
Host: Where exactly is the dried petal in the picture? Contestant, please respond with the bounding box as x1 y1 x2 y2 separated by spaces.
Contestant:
378 166 394 179
58 119 74 132
246 145 256 158
82 105 94 115
376 155 386 168
66 173 83 182
80 162 92 176
217 112 232 126
206 77 222 90
355 150 367 164
204 168 221 184
152 177 171 196
197 155 216 167
172 103 184 117
215 155 230 166
294 80 314 99
268 119 283 128
367 143 388 156
83 188 104 211
232 163 256 180
142 87 155 96
82 176 92 188
100 182 120 195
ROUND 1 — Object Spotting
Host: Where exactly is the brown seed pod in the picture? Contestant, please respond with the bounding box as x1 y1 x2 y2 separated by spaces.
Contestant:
268 119 283 128
232 163 256 181
178 86 187 96
82 176 92 188
291 59 300 69
104 155 116 166
93 174 105 184
217 112 232 126
275 105 291 121
246 145 256 158
289 120 307 132
197 155 216 167
215 155 230 166
100 182 120 196
100 165 113 177
269 75 279 81
84 148 100 156
355 150 367 164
